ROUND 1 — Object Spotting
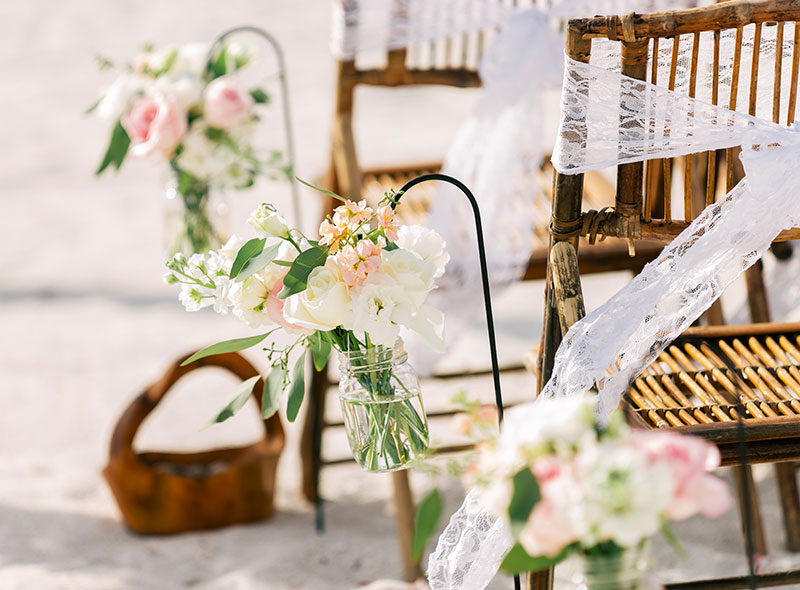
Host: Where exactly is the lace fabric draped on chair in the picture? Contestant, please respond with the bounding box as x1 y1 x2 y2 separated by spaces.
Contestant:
428 13 800 590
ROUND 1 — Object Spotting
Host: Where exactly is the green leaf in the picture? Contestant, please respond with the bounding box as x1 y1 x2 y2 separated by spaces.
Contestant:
410 489 443 561
230 238 266 279
508 468 541 534
296 177 347 203
499 544 570 574
661 517 688 560
278 246 328 299
272 260 293 267
181 333 271 366
249 88 269 104
286 352 306 422
237 241 282 282
262 368 286 419
308 332 331 371
85 98 101 115
96 120 131 175
210 46 227 78
209 376 259 424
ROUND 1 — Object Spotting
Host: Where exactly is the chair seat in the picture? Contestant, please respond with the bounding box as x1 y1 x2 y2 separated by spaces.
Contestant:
626 321 800 465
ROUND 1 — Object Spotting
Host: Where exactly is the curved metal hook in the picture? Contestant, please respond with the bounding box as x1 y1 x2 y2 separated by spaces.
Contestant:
206 26 302 228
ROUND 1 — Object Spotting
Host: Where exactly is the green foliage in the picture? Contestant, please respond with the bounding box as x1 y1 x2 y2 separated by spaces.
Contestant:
249 88 270 104
237 242 282 282
308 332 331 371
278 246 328 299
181 333 272 366
499 544 570 574
410 489 444 561
508 468 541 534
262 368 286 419
296 177 347 203
209 376 260 424
96 121 131 174
230 238 266 279
210 46 227 79
661 517 687 559
285 352 306 422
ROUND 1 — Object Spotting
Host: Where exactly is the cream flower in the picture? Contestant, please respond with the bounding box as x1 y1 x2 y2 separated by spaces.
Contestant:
248 203 290 239
283 257 351 331
380 248 435 308
396 225 450 278
343 273 409 346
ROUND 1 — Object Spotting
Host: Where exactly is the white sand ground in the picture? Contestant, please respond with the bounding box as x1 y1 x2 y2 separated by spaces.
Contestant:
3 1 800 589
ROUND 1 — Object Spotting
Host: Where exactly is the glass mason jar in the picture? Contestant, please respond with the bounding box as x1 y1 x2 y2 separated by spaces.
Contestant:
338 339 430 472
164 174 230 257
572 546 662 590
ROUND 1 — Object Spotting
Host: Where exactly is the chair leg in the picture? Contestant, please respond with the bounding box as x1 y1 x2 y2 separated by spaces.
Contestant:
775 462 800 551
732 465 768 560
526 568 553 590
392 470 422 582
300 366 328 502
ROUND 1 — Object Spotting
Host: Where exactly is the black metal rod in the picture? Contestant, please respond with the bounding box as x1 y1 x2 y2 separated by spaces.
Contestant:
396 174 518 590
395 173 506 423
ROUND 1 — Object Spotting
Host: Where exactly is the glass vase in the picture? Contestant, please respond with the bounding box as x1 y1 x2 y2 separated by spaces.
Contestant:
164 174 230 257
572 546 662 590
338 339 430 472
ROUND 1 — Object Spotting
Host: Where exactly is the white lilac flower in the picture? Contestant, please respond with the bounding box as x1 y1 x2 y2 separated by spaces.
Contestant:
166 250 232 313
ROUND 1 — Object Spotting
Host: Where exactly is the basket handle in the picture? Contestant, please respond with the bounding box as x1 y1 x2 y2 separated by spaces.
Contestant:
108 352 284 461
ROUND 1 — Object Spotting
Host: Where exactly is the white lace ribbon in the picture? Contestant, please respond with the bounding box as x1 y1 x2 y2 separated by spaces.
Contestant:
429 23 800 590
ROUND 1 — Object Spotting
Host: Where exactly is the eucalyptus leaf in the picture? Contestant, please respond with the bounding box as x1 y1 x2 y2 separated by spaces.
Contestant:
249 88 269 104
410 489 443 561
286 352 306 422
262 368 286 419
508 468 541 534
237 242 282 282
296 177 347 203
209 376 259 425
499 544 570 574
278 247 327 299
230 238 266 279
181 333 271 366
308 332 331 372
96 121 131 175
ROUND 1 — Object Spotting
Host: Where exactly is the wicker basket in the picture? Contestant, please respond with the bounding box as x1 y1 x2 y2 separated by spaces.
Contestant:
104 352 284 534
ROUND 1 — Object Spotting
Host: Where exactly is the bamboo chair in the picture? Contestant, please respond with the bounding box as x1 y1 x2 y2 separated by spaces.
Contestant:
537 2 800 588
301 1 668 581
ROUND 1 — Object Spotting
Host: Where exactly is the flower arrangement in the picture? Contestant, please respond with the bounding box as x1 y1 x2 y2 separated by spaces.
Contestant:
164 187 449 471
464 395 733 579
89 41 288 254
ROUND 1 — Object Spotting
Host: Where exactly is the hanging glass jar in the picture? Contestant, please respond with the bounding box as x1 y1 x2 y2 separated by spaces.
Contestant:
338 339 430 472
572 545 662 590
163 171 230 257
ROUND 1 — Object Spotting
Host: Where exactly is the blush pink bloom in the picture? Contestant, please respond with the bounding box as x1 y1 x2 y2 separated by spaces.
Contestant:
333 200 373 229
319 219 346 253
451 413 473 436
203 76 254 130
122 93 187 158
376 205 399 242
337 239 383 287
475 404 499 426
266 276 305 331
518 459 578 557
632 430 733 520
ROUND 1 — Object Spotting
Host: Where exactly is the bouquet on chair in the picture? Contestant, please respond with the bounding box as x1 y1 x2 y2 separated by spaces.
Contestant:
463 395 733 586
164 188 449 472
89 40 289 255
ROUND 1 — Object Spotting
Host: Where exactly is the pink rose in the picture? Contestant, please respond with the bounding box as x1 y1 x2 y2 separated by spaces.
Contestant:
203 76 254 129
266 276 306 332
122 93 187 158
632 431 733 520
518 460 578 557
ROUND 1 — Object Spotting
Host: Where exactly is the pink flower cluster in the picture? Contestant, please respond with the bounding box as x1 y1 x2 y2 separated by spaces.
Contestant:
318 199 401 286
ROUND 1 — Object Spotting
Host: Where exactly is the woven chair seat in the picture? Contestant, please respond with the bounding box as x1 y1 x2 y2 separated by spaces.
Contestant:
627 322 800 465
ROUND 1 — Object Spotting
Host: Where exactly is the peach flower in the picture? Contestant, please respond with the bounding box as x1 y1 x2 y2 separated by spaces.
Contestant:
319 219 347 253
122 93 187 158
377 205 399 242
337 238 384 287
203 76 254 130
631 430 733 520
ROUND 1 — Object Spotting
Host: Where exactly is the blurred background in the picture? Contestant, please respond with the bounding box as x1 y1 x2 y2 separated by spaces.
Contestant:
4 1 800 589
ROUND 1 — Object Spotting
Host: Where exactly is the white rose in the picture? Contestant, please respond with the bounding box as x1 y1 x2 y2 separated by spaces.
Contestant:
171 43 208 78
380 249 435 308
154 75 204 109
396 225 450 278
96 74 144 120
283 258 350 331
249 203 290 239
